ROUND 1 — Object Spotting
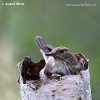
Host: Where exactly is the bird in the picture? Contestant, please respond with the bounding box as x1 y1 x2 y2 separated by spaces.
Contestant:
35 36 89 82
45 47 88 76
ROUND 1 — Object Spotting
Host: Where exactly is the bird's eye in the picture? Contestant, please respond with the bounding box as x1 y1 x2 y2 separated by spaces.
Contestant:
60 50 64 53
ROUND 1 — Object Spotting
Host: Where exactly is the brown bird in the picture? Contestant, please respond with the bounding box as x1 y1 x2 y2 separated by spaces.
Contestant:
45 47 88 76
35 36 89 82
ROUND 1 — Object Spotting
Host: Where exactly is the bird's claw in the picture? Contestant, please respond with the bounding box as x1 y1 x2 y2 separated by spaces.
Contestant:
51 73 62 79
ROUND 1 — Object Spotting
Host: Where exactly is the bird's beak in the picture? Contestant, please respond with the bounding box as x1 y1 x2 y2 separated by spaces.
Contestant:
46 52 53 56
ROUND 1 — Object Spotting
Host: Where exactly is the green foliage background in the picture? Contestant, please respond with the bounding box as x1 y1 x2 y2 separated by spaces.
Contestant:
0 0 100 100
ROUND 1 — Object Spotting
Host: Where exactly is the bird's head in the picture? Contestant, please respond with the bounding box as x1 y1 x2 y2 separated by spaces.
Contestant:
46 46 78 65
46 47 71 59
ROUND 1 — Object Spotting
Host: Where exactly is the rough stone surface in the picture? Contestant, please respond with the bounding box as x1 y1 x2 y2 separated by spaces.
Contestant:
18 61 91 100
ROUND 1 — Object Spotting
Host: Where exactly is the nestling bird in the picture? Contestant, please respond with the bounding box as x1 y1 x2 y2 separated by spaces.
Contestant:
35 36 89 82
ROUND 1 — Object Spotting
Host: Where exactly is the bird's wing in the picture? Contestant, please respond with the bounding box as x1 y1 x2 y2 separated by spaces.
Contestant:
74 53 89 70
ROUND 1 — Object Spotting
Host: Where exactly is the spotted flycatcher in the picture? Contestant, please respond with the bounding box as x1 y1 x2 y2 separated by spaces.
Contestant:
35 36 88 82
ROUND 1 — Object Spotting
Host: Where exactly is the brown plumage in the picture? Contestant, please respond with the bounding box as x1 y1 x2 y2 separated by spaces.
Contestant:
35 36 89 80
44 47 88 76
74 53 89 70
18 36 89 84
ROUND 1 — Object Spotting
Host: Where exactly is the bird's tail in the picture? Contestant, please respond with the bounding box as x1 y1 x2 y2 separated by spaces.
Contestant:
35 36 54 53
